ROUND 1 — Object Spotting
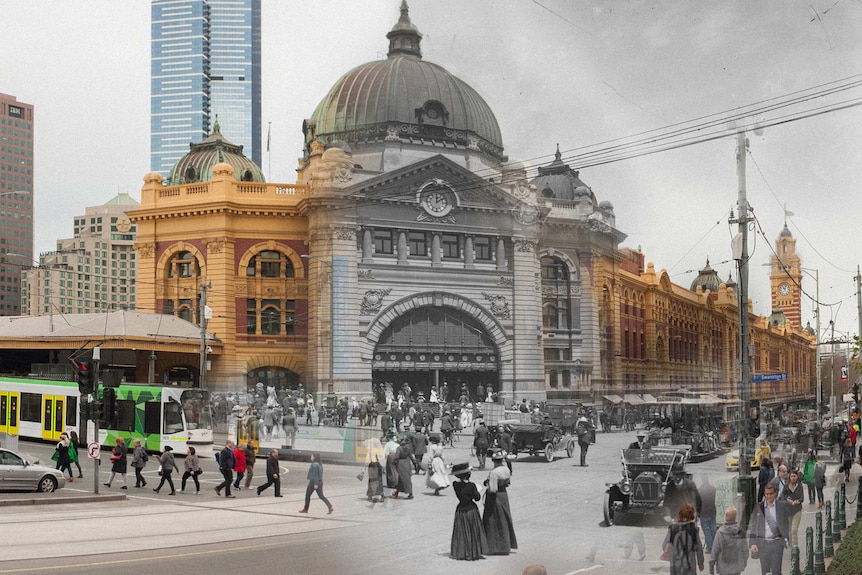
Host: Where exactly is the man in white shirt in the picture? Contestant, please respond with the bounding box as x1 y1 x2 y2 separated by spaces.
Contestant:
749 482 790 575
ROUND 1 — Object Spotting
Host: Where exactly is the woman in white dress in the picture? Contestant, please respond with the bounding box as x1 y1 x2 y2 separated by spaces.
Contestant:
426 436 451 495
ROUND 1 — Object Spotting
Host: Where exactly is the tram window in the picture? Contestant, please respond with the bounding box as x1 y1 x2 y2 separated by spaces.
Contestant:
66 397 77 427
20 393 40 422
144 402 161 435
163 400 184 434
116 400 135 432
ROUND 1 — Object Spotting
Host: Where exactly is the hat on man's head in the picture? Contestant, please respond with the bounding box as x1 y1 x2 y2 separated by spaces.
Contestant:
636 431 647 438
164 445 173 451
489 448 505 461
451 462 471 477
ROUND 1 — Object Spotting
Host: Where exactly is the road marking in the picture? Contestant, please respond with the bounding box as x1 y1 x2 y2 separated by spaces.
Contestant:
561 566 604 574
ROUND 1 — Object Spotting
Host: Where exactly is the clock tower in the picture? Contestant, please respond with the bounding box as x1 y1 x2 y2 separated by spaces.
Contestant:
769 224 803 329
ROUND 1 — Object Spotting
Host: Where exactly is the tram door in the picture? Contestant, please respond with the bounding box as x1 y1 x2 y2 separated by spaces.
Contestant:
41 396 66 441
0 392 19 435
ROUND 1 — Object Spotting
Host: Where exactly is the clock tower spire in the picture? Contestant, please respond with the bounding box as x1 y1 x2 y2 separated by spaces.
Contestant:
770 223 803 329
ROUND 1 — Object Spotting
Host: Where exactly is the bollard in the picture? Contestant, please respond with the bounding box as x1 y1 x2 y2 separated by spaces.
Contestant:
814 511 825 574
790 544 801 575
825 501 834 557
804 526 814 575
857 476 862 519
832 491 842 542
839 482 846 530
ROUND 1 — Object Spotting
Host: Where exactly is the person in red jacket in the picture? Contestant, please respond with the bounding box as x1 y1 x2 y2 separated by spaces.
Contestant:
232 444 247 490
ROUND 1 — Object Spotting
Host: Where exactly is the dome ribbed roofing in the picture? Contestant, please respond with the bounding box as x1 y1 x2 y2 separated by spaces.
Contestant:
531 145 596 203
304 1 505 162
690 259 721 293
167 119 265 186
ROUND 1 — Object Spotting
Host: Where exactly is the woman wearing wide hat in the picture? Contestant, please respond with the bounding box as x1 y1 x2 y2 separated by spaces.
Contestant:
482 448 518 555
450 462 487 560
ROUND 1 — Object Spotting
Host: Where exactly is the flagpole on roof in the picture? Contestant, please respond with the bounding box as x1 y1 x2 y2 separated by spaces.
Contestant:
267 122 272 182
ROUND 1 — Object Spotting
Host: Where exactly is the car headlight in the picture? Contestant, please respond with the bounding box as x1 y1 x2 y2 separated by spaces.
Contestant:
661 484 667 493
621 479 632 495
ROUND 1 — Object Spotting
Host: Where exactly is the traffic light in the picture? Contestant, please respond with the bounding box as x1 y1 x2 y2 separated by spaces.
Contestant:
75 360 94 395
90 400 103 422
101 387 116 428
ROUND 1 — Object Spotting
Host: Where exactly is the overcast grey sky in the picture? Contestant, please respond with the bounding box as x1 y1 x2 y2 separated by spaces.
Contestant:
2 0 861 338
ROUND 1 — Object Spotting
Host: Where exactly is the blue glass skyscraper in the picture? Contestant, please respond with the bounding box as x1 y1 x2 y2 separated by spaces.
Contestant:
151 0 261 178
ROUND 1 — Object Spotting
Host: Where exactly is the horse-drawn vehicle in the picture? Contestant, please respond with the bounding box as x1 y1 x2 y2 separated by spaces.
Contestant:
603 446 697 526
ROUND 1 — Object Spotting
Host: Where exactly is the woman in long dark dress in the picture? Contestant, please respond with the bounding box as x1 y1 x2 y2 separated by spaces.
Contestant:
450 463 487 560
483 449 518 555
392 437 414 499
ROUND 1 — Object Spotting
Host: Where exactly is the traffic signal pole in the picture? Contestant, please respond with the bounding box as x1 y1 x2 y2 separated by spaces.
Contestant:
93 346 100 495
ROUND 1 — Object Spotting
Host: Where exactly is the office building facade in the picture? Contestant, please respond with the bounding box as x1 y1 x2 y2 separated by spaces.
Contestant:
21 194 138 317
0 93 35 315
151 0 261 178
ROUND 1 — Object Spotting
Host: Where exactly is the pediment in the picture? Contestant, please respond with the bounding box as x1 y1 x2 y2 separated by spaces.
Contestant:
347 155 515 211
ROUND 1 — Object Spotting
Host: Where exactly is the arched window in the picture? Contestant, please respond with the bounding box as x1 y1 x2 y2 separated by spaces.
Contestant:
246 250 295 278
167 251 199 279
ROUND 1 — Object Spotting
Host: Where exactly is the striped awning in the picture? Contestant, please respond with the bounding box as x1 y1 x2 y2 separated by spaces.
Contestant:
603 394 623 404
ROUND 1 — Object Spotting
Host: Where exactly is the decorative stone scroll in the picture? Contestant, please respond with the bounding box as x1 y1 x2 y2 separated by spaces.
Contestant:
361 288 392 315
357 269 375 280
514 239 537 253
136 243 155 259
481 292 511 319
334 227 357 241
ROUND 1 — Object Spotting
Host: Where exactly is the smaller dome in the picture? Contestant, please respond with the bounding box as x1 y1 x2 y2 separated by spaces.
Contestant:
804 321 816 336
769 309 788 327
599 200 614 212
690 259 721 293
166 119 265 186
530 145 596 204
780 223 793 237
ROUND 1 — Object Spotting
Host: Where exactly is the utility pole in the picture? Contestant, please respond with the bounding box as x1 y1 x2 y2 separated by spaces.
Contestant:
199 277 212 389
730 128 755 526
856 266 862 406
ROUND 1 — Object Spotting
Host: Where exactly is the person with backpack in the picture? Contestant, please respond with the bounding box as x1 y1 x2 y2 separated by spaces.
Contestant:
709 507 748 575
841 438 855 482
662 503 704 575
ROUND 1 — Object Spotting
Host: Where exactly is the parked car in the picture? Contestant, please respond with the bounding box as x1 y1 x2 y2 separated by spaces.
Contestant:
0 448 67 492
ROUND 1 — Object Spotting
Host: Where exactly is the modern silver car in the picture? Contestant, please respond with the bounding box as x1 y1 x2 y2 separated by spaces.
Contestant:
0 448 67 492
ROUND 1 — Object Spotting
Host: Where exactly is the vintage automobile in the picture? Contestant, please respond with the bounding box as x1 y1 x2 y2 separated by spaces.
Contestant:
603 446 696 526
506 422 576 462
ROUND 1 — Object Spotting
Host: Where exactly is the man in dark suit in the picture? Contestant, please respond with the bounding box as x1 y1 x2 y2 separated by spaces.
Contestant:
748 482 791 575
628 431 650 450
256 449 282 497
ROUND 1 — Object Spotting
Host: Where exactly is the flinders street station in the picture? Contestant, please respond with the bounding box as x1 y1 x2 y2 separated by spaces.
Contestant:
127 3 815 408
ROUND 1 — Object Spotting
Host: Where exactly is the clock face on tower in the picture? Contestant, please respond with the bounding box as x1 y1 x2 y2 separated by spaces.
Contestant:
416 179 457 219
421 190 451 216
778 282 790 296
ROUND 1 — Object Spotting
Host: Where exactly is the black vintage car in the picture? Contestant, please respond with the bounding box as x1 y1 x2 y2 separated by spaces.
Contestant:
603 446 697 526
506 422 576 462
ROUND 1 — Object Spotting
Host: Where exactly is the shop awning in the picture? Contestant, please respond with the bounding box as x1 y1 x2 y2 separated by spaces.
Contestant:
641 394 658 404
603 394 623 404
623 394 645 405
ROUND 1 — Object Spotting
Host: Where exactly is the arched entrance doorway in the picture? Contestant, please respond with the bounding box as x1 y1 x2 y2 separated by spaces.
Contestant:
246 367 301 394
372 305 499 402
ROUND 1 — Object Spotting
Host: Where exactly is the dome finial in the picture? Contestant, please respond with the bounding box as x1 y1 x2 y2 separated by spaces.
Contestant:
555 143 561 161
213 115 221 136
387 0 422 59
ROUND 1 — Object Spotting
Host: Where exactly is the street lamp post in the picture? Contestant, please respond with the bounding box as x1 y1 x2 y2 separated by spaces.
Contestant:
301 254 335 395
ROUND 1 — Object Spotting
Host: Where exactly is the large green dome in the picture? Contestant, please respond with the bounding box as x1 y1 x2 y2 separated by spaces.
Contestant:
303 1 505 163
167 119 265 186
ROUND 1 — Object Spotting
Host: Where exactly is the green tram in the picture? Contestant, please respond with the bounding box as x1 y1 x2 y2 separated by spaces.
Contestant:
0 377 213 452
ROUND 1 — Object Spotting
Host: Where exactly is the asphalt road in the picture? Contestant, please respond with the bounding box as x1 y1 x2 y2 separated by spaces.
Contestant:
0 427 856 575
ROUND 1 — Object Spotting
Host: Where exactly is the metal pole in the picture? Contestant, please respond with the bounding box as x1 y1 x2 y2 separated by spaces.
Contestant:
830 321 835 425
92 346 100 495
733 129 756 525
330 258 335 395
814 510 825 574
815 270 821 424
199 276 208 389
824 501 834 557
